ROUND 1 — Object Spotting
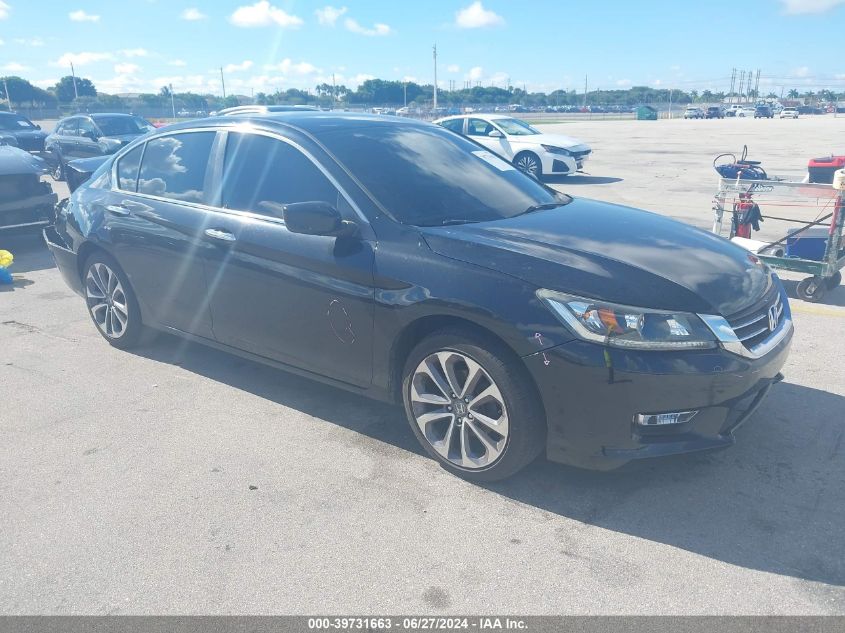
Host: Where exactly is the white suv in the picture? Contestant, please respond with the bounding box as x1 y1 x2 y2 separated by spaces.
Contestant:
780 107 799 119
434 114 591 178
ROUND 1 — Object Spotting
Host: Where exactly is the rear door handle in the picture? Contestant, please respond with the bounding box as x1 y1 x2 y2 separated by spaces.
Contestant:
204 228 236 242
105 204 131 217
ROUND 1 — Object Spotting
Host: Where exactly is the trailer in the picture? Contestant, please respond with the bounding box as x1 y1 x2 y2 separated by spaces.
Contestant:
712 177 845 302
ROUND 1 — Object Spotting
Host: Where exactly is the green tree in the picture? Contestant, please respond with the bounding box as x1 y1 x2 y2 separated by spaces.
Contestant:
0 76 56 107
787 89 799 99
53 76 97 102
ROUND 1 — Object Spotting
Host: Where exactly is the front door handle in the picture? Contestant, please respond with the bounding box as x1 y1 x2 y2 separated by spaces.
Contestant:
105 204 131 216
204 228 236 242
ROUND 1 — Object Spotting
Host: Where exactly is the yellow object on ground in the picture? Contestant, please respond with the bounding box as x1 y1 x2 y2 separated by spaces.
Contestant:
0 250 13 268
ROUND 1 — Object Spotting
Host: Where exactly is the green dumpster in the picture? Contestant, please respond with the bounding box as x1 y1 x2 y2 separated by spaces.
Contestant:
636 105 658 120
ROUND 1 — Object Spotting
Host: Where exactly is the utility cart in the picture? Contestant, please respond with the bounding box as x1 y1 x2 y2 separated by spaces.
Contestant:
712 177 845 302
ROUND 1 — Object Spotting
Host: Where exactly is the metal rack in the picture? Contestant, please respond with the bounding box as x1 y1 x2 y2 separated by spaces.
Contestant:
712 177 845 302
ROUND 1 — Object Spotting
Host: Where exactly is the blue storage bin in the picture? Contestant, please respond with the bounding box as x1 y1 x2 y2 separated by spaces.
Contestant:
786 227 829 261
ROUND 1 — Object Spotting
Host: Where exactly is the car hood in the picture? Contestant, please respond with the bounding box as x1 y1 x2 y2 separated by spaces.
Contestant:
421 198 772 317
512 133 589 151
0 145 50 176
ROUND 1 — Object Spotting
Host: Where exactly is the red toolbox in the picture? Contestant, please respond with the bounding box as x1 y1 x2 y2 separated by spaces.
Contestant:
808 155 845 183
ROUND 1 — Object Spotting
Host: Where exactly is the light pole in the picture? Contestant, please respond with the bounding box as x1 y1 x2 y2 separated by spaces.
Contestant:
169 83 176 119
432 43 438 111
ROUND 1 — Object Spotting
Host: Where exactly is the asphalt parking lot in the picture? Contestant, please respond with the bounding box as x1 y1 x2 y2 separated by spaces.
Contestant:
1 117 844 614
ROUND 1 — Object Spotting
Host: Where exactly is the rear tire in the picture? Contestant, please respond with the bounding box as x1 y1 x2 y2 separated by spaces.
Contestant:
401 328 546 482
82 251 144 349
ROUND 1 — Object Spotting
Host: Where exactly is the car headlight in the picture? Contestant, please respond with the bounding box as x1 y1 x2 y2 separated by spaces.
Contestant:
537 289 717 350
541 144 572 156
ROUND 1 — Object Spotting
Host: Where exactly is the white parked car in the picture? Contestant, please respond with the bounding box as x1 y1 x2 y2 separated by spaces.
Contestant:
434 113 591 177
780 107 799 119
683 106 704 119
736 107 757 118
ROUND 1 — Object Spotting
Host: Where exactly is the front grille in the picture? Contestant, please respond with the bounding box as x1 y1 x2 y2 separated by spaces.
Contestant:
571 149 591 160
725 283 784 350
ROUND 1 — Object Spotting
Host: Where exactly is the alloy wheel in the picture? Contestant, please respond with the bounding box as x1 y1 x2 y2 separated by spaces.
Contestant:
515 154 540 176
410 350 509 470
85 262 130 339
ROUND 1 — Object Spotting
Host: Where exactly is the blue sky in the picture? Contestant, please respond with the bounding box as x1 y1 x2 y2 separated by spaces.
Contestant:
1 0 844 96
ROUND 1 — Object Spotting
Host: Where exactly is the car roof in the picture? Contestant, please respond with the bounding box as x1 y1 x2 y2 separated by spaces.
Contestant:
90 112 141 118
152 111 434 138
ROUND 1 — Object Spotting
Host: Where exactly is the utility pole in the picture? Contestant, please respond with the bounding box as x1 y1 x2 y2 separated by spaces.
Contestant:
2 78 10 110
738 70 745 103
332 73 337 106
70 62 79 100
220 67 226 99
432 43 438 110
403 81 407 107
169 83 176 119
729 67 736 101
755 69 761 101
668 87 673 119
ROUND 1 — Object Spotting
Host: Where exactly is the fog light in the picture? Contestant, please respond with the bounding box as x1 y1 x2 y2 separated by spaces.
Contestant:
635 411 698 426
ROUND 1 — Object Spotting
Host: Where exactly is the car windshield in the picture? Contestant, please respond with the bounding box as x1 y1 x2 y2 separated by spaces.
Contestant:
0 114 35 130
94 116 153 136
493 117 540 136
317 122 568 226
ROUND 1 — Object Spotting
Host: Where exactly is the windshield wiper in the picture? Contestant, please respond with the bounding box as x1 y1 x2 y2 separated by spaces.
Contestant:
518 201 570 215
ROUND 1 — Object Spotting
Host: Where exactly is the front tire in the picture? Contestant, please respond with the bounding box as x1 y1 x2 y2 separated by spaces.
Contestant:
51 156 65 181
82 251 143 348
513 152 542 179
401 328 546 482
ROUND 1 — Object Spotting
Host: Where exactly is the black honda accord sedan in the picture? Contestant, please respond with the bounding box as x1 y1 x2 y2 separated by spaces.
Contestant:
44 113 793 480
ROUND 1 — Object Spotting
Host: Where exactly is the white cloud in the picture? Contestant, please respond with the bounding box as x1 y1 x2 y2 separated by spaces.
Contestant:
466 66 484 81
13 37 45 47
780 0 845 13
167 59 187 67
315 5 347 26
3 62 29 72
616 79 632 87
0 1 10 20
793 66 811 77
55 51 113 67
455 1 504 28
402 75 420 83
121 48 149 57
352 73 375 85
344 17 391 36
264 58 319 75
224 60 254 73
447 64 460 73
652 79 663 86
114 63 140 74
181 7 206 20
69 9 100 22
33 78 58 89
229 1 303 28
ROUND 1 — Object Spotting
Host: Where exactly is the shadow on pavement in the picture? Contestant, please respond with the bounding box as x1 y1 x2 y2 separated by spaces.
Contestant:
133 334 845 588
0 231 55 275
781 278 845 307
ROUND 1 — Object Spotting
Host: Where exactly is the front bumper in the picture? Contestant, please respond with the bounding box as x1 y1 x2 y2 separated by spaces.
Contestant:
541 152 589 175
43 224 82 295
523 324 793 470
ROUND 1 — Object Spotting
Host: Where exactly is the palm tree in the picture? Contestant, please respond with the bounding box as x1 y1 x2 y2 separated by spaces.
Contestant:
787 89 799 99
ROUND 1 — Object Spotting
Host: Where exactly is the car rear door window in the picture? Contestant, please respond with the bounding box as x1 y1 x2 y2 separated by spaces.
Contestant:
220 132 339 218
440 119 464 134
117 144 144 192
467 118 494 136
137 131 215 203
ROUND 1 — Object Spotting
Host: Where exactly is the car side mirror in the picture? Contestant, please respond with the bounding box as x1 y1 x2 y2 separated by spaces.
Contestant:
35 124 41 130
488 129 503 138
283 201 357 237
